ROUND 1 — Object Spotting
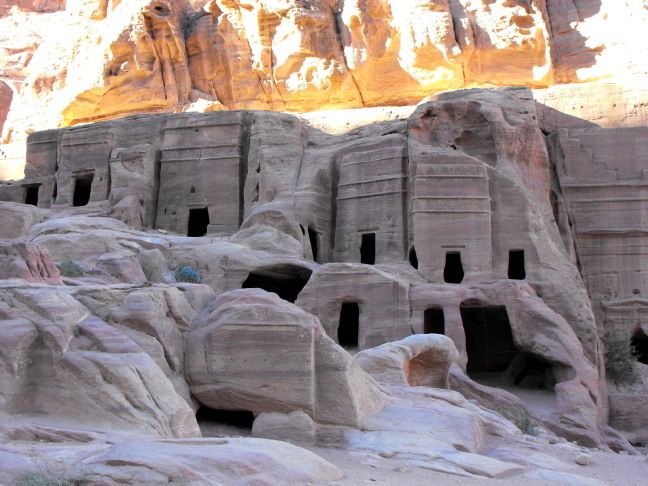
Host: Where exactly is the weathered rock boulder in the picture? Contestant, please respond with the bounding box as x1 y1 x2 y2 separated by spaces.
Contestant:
0 241 61 284
0 437 343 486
0 202 48 239
185 288 388 426
0 284 200 438
251 410 317 445
354 334 459 388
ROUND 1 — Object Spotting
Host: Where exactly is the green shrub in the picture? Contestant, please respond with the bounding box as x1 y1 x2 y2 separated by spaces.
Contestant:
493 406 538 436
14 471 78 486
174 265 201 284
57 258 85 278
604 328 638 383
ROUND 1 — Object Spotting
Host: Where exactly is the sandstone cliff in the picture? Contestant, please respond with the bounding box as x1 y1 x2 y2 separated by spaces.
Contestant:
0 0 646 154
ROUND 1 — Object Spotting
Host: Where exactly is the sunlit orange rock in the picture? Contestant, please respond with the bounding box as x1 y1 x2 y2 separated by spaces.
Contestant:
0 0 646 176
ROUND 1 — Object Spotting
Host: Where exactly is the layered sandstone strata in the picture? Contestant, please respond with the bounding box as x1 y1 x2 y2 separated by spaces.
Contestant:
0 0 646 155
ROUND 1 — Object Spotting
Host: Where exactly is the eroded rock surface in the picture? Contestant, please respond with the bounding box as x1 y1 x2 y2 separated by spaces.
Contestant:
186 288 388 427
0 85 643 456
355 334 459 388
0 0 646 159
0 283 200 438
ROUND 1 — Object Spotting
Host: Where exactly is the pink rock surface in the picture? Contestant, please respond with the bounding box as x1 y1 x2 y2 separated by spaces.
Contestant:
0 241 61 284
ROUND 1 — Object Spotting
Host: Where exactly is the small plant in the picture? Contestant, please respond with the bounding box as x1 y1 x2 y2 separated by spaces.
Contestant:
603 328 638 383
492 406 538 436
513 411 538 436
174 265 201 283
15 471 78 486
57 258 85 278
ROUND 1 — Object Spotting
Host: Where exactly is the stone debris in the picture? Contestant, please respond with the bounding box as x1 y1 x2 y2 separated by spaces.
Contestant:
522 469 609 486
575 453 593 466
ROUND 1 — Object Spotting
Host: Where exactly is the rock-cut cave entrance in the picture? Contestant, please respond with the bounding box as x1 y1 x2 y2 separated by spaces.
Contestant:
461 306 518 374
424 307 445 335
338 302 359 350
444 252 464 283
461 303 559 415
308 227 319 262
409 247 418 269
187 207 210 237
360 233 375 264
508 250 526 280
631 329 648 364
196 406 254 436
242 265 312 303
73 174 93 207
23 184 40 206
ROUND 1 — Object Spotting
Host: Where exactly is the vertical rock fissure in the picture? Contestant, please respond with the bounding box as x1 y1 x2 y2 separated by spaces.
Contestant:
239 112 254 226
332 8 365 107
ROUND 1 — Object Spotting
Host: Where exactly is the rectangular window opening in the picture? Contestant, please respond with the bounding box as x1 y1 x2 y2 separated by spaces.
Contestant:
187 207 210 237
73 174 94 207
24 185 40 206
338 302 359 348
424 308 445 334
508 250 526 280
360 233 376 265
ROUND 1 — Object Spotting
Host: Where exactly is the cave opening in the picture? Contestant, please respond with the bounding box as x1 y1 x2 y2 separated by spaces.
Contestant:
73 174 93 207
24 185 39 206
338 302 359 349
444 252 464 283
187 207 210 237
409 246 418 269
631 329 648 364
242 266 312 303
508 250 526 280
461 303 559 418
424 307 445 335
195 406 254 431
308 227 319 262
510 354 556 391
461 305 518 374
360 233 375 264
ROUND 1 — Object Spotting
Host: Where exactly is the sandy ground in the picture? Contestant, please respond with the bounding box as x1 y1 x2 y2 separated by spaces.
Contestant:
199 422 648 486
307 442 648 486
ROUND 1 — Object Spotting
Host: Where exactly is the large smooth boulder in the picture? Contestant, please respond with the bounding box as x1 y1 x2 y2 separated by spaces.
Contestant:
185 288 388 427
65 438 342 486
354 334 459 388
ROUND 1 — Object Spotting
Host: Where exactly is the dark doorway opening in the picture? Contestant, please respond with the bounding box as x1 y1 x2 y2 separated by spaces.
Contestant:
424 308 445 334
360 233 376 264
187 207 210 237
338 302 359 348
24 185 39 206
52 180 57 201
632 329 648 364
461 306 518 374
196 406 254 430
308 227 319 262
73 175 93 207
409 247 418 269
444 252 464 283
510 354 556 391
508 250 526 280
242 266 312 303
